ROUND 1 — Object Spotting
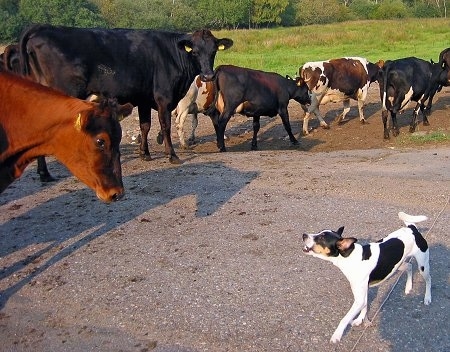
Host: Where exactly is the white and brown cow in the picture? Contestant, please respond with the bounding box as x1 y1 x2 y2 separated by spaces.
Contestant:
171 75 215 149
298 57 382 135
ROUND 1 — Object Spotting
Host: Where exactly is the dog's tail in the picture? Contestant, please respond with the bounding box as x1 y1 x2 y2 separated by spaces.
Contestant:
398 212 428 226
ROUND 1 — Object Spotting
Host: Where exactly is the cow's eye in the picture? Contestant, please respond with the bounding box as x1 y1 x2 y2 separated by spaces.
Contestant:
96 138 106 149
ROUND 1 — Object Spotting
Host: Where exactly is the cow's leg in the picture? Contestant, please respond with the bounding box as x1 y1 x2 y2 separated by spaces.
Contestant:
174 106 190 149
279 109 298 146
423 94 435 126
303 96 327 135
391 111 400 137
357 98 366 124
157 100 181 164
251 116 261 150
37 156 55 182
302 111 312 135
335 99 351 124
216 111 233 152
138 105 152 161
188 109 199 146
409 102 421 133
303 110 328 135
382 110 390 139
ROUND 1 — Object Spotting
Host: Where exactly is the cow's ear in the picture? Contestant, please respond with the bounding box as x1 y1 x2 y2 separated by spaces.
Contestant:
74 112 86 132
295 76 305 86
117 103 134 120
217 38 233 51
177 39 193 53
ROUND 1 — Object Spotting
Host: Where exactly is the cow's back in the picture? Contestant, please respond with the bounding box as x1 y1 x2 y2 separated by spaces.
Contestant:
382 58 432 98
20 25 194 105
325 58 369 96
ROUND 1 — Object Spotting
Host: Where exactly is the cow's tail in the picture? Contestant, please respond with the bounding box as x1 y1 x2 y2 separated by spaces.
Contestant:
380 65 390 111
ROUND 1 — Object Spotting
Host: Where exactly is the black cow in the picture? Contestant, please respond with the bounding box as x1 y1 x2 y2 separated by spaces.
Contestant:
210 65 311 151
378 57 450 139
438 47 450 68
2 44 20 72
19 24 233 165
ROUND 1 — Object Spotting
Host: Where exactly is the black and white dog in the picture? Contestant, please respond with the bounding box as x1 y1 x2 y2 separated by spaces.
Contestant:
302 212 431 343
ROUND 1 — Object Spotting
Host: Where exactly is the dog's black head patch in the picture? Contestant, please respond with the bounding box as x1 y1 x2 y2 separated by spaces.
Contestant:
303 227 357 258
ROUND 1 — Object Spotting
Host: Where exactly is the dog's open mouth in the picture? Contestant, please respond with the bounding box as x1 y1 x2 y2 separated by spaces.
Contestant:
303 245 312 253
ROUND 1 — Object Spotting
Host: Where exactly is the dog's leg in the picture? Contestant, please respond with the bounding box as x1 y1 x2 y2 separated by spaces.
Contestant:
415 250 432 305
399 261 413 295
351 289 369 327
330 285 367 343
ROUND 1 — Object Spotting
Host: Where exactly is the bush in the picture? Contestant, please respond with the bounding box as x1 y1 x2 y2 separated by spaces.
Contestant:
370 0 409 20
0 13 26 42
349 0 377 20
295 0 350 26
413 3 442 18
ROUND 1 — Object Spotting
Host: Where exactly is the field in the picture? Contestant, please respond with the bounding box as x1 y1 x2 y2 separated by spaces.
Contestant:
1 19 450 352
213 18 450 75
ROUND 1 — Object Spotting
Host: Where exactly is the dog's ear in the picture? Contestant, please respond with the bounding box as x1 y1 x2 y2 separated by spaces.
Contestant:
336 226 345 237
336 237 357 257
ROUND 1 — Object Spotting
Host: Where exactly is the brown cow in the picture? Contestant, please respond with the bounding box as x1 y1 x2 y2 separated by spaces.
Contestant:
298 57 382 135
0 72 133 202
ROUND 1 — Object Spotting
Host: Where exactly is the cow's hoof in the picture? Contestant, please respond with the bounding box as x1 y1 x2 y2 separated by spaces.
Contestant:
393 130 400 137
291 139 299 146
360 119 366 124
169 156 183 164
219 147 227 152
156 132 164 145
423 121 430 126
140 154 152 161
409 126 416 133
322 124 330 130
250 145 258 151
39 174 56 183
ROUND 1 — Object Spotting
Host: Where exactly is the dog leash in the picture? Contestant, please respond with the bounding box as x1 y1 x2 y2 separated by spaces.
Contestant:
349 195 449 352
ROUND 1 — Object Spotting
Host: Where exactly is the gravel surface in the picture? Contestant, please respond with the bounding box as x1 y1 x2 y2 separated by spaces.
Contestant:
1 83 449 352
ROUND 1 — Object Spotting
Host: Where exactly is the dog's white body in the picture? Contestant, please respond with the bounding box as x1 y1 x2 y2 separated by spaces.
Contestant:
302 212 431 343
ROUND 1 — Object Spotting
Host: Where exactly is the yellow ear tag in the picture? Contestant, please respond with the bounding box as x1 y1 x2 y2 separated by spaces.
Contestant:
185 45 192 53
74 113 82 131
218 44 225 50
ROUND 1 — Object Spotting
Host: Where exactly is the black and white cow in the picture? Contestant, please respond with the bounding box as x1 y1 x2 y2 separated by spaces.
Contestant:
298 57 382 134
378 57 450 139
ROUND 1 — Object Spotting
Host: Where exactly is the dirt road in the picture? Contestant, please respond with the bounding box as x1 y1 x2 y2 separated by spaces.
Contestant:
1 84 449 351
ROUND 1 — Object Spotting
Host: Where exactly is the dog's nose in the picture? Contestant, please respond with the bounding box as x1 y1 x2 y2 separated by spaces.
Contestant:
302 234 308 241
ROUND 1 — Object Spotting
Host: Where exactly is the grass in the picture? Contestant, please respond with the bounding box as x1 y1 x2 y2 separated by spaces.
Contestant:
403 130 450 144
213 18 450 76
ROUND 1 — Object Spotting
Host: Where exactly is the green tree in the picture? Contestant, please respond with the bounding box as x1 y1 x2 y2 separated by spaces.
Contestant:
370 0 409 19
295 0 350 25
0 0 23 41
19 0 106 27
251 0 289 27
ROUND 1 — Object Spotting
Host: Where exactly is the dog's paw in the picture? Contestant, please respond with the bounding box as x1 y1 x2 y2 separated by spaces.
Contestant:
351 317 364 327
330 333 342 344
424 296 431 305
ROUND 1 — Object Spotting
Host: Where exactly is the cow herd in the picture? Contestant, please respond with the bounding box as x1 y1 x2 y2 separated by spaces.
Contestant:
1 24 449 201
